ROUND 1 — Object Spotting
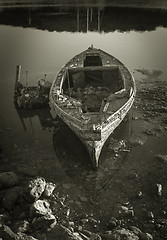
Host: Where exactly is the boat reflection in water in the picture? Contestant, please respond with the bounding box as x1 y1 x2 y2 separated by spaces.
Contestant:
52 117 92 176
15 107 53 133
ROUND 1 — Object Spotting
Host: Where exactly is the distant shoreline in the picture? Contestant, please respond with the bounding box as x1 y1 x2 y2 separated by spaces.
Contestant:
0 1 167 10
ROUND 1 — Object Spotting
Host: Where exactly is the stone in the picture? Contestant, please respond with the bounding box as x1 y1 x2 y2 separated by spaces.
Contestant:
0 213 10 225
129 226 142 236
0 172 18 189
46 224 82 240
139 232 153 240
0 224 17 240
43 182 56 197
17 232 38 240
32 213 57 232
137 191 143 199
116 204 134 218
128 135 146 146
156 183 162 196
103 228 139 240
18 167 38 177
23 177 46 202
13 220 30 233
156 154 167 163
79 196 88 202
90 233 102 240
146 211 154 221
2 186 20 211
62 183 73 189
108 217 117 229
114 228 139 239
29 199 52 218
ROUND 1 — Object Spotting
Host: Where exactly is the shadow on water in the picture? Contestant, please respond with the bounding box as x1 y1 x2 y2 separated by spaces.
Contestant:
16 107 53 132
1 5 167 32
52 117 92 177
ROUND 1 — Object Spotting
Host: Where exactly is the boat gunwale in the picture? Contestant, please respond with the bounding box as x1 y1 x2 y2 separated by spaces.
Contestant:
49 48 136 128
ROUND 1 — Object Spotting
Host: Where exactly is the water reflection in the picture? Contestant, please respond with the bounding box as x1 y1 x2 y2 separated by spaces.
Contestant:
0 6 167 32
16 107 53 132
52 117 92 175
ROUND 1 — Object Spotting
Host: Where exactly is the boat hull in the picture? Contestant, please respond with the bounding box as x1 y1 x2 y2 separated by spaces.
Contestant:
49 47 136 168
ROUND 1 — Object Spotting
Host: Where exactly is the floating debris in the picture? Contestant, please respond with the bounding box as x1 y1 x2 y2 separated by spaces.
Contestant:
14 65 51 109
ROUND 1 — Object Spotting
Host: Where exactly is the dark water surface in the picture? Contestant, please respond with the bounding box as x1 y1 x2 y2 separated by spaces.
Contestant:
0 4 167 225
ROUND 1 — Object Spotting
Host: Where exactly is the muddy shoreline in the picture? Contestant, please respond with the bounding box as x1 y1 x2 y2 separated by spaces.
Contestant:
0 68 167 239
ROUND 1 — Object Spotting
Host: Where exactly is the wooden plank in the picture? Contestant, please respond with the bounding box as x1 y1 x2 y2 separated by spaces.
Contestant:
68 65 119 73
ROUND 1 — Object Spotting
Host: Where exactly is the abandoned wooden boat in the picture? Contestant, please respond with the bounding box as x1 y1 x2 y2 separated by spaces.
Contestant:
49 46 136 168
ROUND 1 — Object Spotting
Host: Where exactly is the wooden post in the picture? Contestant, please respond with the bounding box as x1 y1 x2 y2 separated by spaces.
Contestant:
44 74 47 81
77 8 80 32
14 65 22 107
90 8 93 22
16 65 21 84
87 8 89 32
28 7 31 25
98 9 100 32
25 70 28 89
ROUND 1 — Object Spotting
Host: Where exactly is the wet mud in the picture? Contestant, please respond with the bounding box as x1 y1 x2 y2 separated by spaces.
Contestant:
0 68 167 239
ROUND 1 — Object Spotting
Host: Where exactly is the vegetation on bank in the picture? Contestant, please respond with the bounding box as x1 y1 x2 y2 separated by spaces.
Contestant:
1 0 167 9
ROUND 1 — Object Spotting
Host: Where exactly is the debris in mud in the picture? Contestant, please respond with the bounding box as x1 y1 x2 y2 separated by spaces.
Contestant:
128 134 146 146
156 154 167 163
135 69 163 79
14 65 52 109
0 170 158 240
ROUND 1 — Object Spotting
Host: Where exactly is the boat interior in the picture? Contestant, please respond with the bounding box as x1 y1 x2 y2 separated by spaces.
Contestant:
62 54 127 113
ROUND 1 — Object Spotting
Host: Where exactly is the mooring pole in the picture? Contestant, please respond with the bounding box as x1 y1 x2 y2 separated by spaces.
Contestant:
44 74 47 81
14 65 22 107
16 65 22 84
77 8 80 32
87 8 89 32
25 70 28 89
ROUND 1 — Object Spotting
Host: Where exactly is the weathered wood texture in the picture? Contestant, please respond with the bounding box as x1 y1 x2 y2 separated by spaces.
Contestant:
49 47 136 168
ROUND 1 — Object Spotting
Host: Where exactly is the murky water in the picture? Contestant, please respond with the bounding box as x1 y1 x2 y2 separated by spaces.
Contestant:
0 4 167 228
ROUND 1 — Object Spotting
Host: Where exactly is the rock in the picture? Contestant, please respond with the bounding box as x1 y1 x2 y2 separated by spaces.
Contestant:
0 224 17 240
17 167 38 177
23 177 46 202
103 228 139 240
43 182 56 197
156 154 167 163
29 199 52 218
108 217 117 229
62 183 73 190
13 220 30 233
32 213 57 232
2 186 20 211
90 233 102 240
128 135 146 146
17 232 38 240
116 204 134 218
146 212 154 221
139 232 153 240
46 224 83 240
137 191 143 199
127 172 138 180
80 218 89 225
79 196 88 202
0 172 19 189
129 226 142 236
0 213 10 225
156 183 162 196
